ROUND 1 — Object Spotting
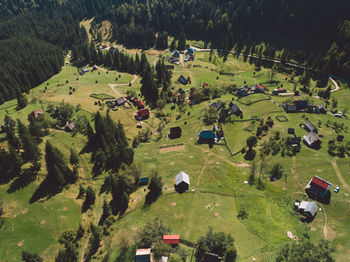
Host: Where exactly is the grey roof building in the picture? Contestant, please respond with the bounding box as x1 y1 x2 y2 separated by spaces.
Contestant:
303 132 321 148
175 171 190 186
299 201 318 218
304 120 317 133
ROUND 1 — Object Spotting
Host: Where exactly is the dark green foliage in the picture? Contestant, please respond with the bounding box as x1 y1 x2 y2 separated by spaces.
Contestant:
87 111 134 175
82 186 95 212
204 106 218 125
224 246 238 262
99 199 112 225
145 171 163 205
141 63 158 106
237 207 248 220
246 136 258 149
271 164 283 179
75 223 85 242
156 31 169 50
138 218 169 248
21 251 43 262
69 149 79 167
77 184 85 199
86 223 102 260
16 92 28 109
195 227 236 261
177 32 186 51
276 239 334 262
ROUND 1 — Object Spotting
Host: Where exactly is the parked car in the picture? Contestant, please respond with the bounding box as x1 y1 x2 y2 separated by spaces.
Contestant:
334 186 340 193
333 113 343 118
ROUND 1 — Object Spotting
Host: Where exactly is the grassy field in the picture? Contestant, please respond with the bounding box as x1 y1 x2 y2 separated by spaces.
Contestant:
1 46 350 261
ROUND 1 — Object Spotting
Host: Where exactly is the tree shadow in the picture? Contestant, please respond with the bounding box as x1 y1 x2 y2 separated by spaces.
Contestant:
29 178 61 204
7 170 35 193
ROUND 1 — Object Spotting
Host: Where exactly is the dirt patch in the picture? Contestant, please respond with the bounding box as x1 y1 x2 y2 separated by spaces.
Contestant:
344 193 349 197
216 162 220 165
214 213 220 218
287 231 294 239
63 207 68 211
220 148 224 151
327 226 336 241
132 227 138 231
17 241 24 247
159 144 184 153
336 244 344 251
282 187 287 191
205 204 211 209
215 203 220 207
190 156 194 159
172 202 177 206
21 209 28 214
40 220 46 225
317 169 323 172
144 153 148 156
170 162 175 165
311 227 316 231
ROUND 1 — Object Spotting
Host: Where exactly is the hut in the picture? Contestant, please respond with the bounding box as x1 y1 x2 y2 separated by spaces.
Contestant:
135 249 151 262
175 171 190 192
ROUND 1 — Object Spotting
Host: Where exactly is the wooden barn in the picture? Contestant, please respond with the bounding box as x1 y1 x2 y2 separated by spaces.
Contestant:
175 171 190 192
163 235 180 245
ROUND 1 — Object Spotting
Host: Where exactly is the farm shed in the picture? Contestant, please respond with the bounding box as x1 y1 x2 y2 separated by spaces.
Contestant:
65 122 75 132
172 50 180 58
305 176 332 198
175 171 190 192
135 248 151 262
116 97 127 106
169 126 182 139
178 75 188 85
298 201 318 218
33 110 44 119
304 120 318 133
198 130 216 144
139 177 149 185
163 235 180 245
136 108 150 120
303 132 321 148
230 104 242 116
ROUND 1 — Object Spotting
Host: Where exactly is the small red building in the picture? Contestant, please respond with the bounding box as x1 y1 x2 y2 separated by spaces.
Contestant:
137 108 150 119
137 100 144 109
163 235 180 245
33 110 44 119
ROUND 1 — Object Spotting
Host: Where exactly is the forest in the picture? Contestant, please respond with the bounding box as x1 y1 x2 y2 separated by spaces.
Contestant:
0 0 350 103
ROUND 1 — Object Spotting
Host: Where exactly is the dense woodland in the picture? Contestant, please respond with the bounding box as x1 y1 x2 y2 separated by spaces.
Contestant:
0 0 350 103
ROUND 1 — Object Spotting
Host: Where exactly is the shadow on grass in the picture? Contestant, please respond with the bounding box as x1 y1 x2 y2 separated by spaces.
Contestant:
7 171 35 193
29 178 61 204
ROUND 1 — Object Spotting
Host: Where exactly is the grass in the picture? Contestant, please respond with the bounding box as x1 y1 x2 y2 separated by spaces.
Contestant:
1 47 350 261
90 93 115 101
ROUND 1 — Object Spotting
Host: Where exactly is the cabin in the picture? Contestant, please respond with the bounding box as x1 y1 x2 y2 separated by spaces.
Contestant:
318 103 327 114
304 120 317 133
116 97 127 106
33 110 44 119
201 253 222 262
139 177 149 186
272 88 287 95
295 201 318 219
169 127 182 139
163 235 180 245
203 83 209 88
178 75 188 85
65 122 75 132
175 171 190 192
305 176 332 199
135 248 151 262
198 130 216 144
101 44 107 49
172 50 180 58
136 108 150 120
303 132 321 148
137 100 145 109
230 104 242 116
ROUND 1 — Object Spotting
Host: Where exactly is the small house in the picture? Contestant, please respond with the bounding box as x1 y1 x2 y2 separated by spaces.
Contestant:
186 48 194 55
295 100 308 111
296 201 318 218
65 122 75 132
202 83 209 88
178 75 188 85
116 97 127 106
304 120 317 133
33 110 44 119
251 84 265 93
92 65 98 71
198 130 216 144
305 176 332 199
175 171 190 192
172 50 180 58
137 100 145 109
230 104 242 116
169 127 182 139
202 253 222 262
135 248 151 262
136 108 150 120
236 88 248 97
282 103 296 113
318 103 327 114
163 235 180 245
139 177 149 186
303 132 321 148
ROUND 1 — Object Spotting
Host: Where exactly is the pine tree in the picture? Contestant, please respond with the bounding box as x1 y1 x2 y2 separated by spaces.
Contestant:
99 199 112 225
16 92 28 109
177 32 186 51
82 186 95 212
69 148 79 167
141 64 158 105
22 251 43 262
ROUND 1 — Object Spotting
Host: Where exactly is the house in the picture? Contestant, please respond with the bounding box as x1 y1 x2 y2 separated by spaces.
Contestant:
318 103 327 114
178 75 188 85
172 50 180 58
139 177 149 186
198 130 216 144
65 122 75 132
135 248 151 262
83 68 89 73
33 110 44 119
295 100 308 111
295 201 318 218
303 132 321 148
136 108 150 120
186 48 194 55
160 257 168 262
116 97 127 106
236 87 248 97
209 102 224 111
175 171 190 192
92 65 98 71
201 253 222 262
163 235 180 245
230 104 242 116
272 89 287 95
169 127 182 139
304 120 317 133
305 176 332 199
251 84 265 93
137 100 145 109
282 103 297 113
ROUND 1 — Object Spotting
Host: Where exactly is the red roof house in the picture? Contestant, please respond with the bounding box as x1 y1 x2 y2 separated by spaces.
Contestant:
33 110 44 119
137 108 150 119
137 100 145 109
163 235 180 245
256 84 265 92
305 176 332 198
